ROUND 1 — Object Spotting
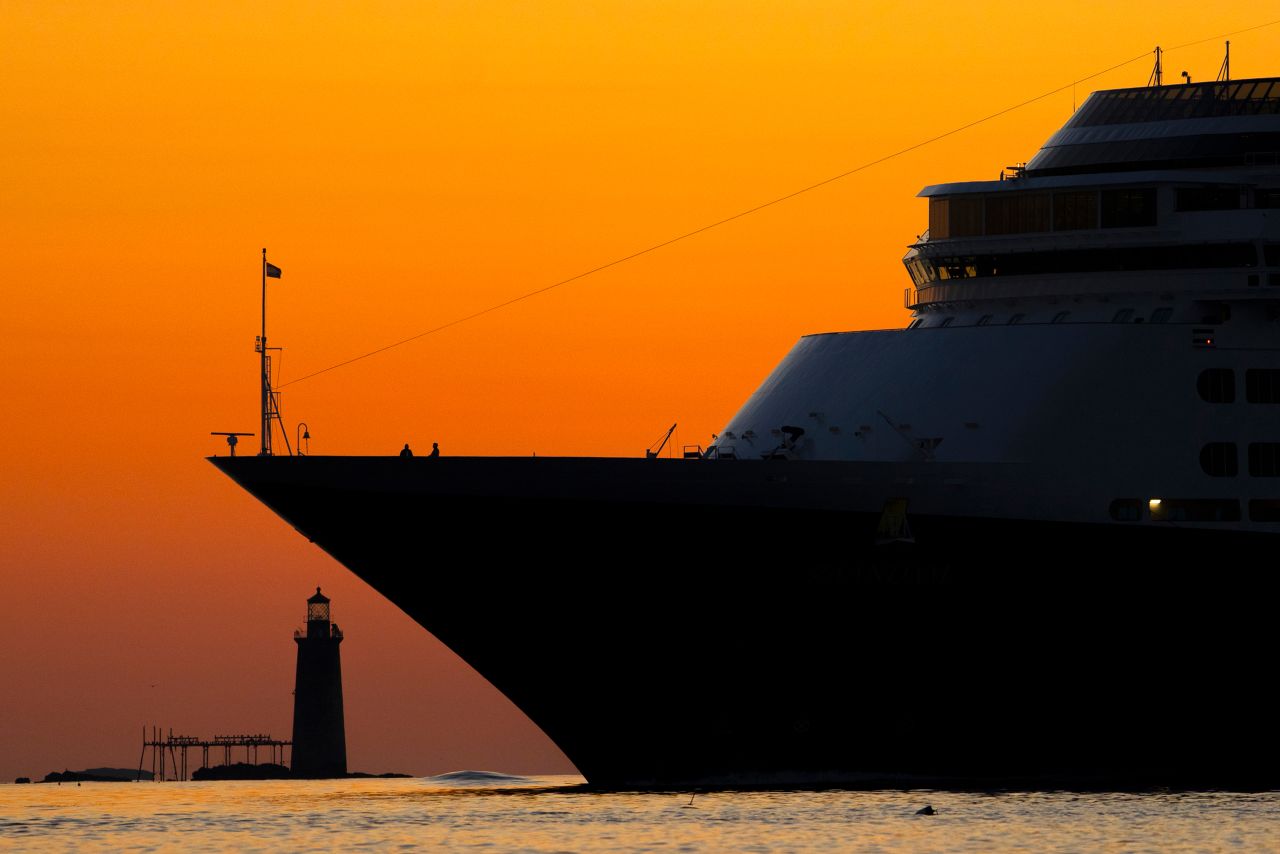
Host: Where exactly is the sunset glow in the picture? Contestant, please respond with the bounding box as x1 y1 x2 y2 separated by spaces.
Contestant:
2 1 1278 780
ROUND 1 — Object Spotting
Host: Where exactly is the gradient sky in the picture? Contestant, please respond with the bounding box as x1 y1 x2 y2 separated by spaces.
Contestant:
2 1 1277 781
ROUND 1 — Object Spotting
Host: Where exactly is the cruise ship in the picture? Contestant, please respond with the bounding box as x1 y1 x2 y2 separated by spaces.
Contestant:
212 76 1280 788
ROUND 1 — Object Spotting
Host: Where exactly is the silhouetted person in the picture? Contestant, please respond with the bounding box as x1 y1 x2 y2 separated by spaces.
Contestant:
429 442 439 458
915 805 936 815
400 443 413 458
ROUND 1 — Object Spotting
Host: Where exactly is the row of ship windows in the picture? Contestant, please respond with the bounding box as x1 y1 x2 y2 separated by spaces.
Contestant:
929 189 1153 238
904 242 1278 286
928 188 1280 240
1068 81 1280 129
1196 369 1280 403
909 307 1173 328
1109 498 1279 523
1199 443 1280 477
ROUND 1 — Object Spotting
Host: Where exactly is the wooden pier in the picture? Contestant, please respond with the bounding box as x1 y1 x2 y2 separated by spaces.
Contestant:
137 727 291 781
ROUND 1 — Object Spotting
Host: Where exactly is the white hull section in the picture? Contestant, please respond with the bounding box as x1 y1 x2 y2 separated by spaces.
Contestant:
718 321 1280 530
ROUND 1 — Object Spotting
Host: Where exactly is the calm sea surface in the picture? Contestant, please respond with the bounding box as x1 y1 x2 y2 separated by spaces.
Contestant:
1 774 1277 852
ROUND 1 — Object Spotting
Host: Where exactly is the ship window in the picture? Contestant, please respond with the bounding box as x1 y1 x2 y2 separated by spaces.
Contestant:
1101 188 1157 228
1176 187 1241 211
1067 81 1280 128
907 318 922 329
1149 499 1241 522
985 193 1050 235
949 197 983 237
1007 313 1024 325
928 198 949 239
1248 499 1280 521
920 258 936 285
1197 369 1235 403
905 258 933 286
976 314 993 326
1053 191 1099 231
1265 244 1280 266
1249 443 1280 476
1109 498 1142 521
1246 369 1280 403
1200 443 1238 477
939 317 954 327
1149 307 1173 323
1051 311 1070 324
1257 190 1280 209
920 243 1254 281
1112 308 1134 323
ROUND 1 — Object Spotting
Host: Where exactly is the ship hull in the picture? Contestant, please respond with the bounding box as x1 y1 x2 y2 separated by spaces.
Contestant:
211 455 1278 788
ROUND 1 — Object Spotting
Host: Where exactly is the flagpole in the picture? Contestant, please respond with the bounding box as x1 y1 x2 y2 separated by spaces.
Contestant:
261 247 269 455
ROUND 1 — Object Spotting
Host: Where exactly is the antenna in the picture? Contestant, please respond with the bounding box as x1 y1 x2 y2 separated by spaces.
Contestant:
1217 41 1230 82
1148 46 1163 87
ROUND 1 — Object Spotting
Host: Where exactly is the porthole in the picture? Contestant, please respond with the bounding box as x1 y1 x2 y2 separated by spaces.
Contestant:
1249 443 1280 476
1149 499 1240 522
1249 499 1280 521
1197 369 1235 403
1199 443 1238 477
1246 369 1280 403
1109 499 1141 521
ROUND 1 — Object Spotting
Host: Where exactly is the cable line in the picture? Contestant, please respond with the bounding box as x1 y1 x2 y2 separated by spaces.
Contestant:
1165 16 1280 52
280 22 1280 389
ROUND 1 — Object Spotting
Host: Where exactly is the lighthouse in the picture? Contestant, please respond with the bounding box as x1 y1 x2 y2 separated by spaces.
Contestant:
291 587 347 777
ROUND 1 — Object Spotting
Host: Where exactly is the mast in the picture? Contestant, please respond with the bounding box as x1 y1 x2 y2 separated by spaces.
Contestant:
258 247 271 458
257 248 290 456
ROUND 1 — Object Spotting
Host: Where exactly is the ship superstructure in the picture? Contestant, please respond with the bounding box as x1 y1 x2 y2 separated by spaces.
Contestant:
715 77 1280 530
212 77 1280 788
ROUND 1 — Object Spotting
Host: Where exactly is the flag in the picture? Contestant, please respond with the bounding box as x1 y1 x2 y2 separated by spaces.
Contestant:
265 262 282 279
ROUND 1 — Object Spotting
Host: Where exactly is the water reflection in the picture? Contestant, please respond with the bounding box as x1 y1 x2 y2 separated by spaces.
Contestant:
2 776 1277 852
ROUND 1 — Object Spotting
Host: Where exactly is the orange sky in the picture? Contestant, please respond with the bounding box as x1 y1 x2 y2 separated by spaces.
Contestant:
2 1 1277 780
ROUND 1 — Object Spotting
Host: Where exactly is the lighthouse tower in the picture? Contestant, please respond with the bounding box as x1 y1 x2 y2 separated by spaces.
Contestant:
291 587 347 778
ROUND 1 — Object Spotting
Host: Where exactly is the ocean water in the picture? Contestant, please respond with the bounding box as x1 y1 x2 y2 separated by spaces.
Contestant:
1 774 1277 852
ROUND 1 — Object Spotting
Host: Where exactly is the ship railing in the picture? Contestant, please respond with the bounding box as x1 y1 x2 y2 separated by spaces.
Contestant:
905 285 940 309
